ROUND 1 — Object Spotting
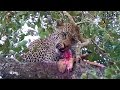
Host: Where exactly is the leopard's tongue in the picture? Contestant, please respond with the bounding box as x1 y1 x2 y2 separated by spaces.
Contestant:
63 49 73 60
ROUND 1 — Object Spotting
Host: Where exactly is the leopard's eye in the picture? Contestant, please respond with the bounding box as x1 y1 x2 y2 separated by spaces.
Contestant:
61 32 68 39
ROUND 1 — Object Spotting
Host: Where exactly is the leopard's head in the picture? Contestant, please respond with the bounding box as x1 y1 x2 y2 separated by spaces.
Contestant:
55 31 73 52
55 21 79 53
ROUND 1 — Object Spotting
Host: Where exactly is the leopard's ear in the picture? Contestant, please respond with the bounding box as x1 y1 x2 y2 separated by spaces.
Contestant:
56 19 64 27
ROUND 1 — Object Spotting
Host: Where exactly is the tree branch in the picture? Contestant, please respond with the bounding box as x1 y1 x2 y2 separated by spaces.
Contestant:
0 56 105 79
63 11 77 26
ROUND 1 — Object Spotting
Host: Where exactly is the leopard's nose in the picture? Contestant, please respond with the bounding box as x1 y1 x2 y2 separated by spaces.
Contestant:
56 43 62 50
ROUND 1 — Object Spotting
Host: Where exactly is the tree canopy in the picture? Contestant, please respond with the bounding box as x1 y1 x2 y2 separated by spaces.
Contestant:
0 11 120 79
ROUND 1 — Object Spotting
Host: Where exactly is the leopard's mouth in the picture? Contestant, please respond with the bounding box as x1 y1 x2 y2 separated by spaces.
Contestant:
58 45 70 53
57 46 73 60
58 46 69 52
56 43 70 52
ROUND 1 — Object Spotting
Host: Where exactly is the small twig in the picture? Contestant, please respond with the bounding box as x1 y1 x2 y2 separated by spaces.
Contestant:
76 21 90 25
91 39 106 54
83 60 105 68
74 54 105 68
91 38 111 65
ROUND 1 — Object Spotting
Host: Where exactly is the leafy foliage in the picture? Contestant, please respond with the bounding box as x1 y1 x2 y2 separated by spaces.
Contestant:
0 11 120 79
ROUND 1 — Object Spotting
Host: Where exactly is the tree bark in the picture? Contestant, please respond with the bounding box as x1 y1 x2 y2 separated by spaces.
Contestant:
0 56 105 79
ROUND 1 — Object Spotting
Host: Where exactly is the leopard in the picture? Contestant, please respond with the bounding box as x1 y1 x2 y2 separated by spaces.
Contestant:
21 21 81 63
21 20 104 73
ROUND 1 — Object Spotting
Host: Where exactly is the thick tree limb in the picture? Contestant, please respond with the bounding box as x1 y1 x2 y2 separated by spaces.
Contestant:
0 56 105 79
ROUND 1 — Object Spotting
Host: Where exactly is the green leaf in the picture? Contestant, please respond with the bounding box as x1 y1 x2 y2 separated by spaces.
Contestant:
16 11 28 17
17 40 27 47
27 22 35 29
51 12 60 19
19 34 26 41
40 11 46 17
36 17 41 28
22 47 29 53
2 39 10 54
81 73 87 79
104 68 114 78
112 74 120 79
13 46 21 52
9 50 15 54
88 70 99 79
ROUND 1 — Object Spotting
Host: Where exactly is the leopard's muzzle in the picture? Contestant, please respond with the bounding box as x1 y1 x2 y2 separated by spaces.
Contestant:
56 43 70 52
